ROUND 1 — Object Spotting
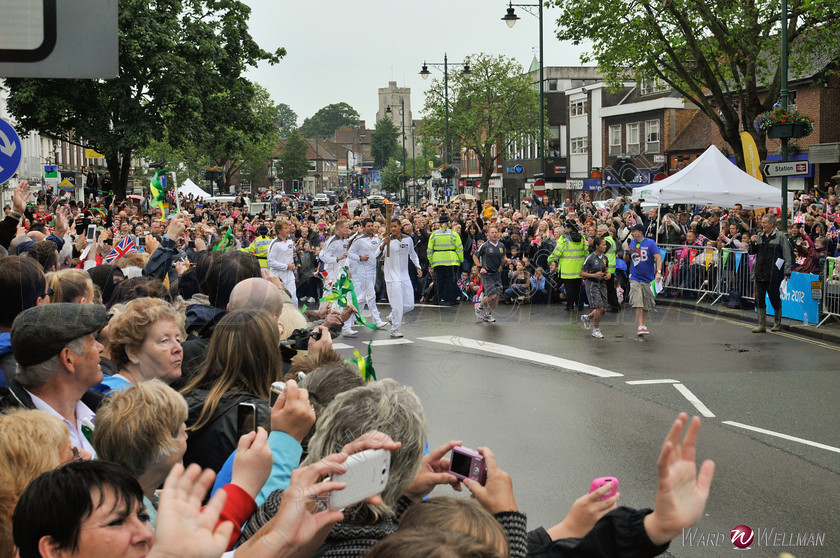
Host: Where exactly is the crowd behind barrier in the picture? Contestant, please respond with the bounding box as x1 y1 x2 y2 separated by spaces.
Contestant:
819 255 840 327
3 175 840 557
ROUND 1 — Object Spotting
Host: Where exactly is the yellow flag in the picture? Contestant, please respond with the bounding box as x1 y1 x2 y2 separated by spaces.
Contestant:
740 131 762 181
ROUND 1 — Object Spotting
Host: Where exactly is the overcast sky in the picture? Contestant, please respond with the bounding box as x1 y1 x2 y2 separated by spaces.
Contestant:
243 0 593 128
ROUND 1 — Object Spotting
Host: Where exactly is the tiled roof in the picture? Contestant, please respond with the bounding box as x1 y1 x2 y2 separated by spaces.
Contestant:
666 111 713 152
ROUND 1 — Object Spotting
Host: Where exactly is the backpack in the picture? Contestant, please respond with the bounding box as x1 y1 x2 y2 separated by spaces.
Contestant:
727 289 741 309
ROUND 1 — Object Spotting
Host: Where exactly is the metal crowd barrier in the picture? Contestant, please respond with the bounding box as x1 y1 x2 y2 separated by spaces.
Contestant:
658 244 721 303
713 248 755 305
818 256 840 328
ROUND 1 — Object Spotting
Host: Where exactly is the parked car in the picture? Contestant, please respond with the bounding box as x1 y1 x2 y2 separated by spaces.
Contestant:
313 193 329 206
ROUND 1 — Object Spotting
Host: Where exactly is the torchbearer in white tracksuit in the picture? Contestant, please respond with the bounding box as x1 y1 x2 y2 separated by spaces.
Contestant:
380 220 422 338
347 218 388 329
268 220 297 306
320 219 358 336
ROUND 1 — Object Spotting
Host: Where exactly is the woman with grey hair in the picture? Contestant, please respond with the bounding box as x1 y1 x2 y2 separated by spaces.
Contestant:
239 379 427 555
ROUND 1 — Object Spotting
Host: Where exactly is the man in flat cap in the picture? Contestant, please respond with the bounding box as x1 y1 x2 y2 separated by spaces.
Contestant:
0 303 108 456
427 214 463 305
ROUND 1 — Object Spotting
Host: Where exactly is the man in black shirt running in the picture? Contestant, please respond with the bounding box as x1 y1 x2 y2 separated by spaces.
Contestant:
473 225 508 322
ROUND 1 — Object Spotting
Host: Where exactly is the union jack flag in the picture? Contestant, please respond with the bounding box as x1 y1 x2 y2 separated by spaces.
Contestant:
105 236 137 263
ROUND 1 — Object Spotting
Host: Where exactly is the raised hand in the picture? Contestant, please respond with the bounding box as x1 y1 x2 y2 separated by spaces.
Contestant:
231 428 274 499
270 380 316 444
149 463 233 558
462 447 517 514
547 483 620 540
403 440 464 501
643 413 715 546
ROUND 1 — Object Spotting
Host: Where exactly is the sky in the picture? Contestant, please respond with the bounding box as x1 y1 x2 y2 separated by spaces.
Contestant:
243 0 593 128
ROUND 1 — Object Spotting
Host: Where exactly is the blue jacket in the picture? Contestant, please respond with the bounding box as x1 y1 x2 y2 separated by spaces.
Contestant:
0 332 13 388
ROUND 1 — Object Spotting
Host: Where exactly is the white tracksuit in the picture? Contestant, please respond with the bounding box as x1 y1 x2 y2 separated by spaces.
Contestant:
268 236 297 305
382 234 420 333
347 234 383 324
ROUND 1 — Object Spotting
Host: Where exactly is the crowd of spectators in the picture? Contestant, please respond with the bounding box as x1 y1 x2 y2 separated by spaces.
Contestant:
5 172 839 556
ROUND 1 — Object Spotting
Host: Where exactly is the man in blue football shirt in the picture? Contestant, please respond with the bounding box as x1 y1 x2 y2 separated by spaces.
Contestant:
628 224 663 336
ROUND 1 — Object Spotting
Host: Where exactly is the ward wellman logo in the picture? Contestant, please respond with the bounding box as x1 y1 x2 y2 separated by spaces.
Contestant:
731 525 754 549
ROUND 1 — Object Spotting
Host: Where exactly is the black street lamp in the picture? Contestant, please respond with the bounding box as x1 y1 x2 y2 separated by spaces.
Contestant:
419 54 471 175
501 1 545 179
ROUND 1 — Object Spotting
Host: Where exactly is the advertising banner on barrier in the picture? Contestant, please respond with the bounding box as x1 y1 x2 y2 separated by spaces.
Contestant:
765 272 819 322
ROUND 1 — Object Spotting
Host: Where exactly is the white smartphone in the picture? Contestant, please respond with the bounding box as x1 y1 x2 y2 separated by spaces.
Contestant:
327 448 391 511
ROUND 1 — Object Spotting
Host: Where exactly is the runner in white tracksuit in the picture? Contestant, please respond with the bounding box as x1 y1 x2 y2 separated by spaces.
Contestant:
380 220 422 337
319 219 357 335
347 218 387 328
268 220 297 306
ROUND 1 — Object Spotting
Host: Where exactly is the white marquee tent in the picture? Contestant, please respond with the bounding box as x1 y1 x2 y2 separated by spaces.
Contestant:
632 145 784 209
176 178 208 199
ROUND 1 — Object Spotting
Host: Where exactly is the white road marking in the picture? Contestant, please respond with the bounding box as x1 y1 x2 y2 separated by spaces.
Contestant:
418 336 623 378
723 421 840 454
673 383 716 417
626 379 679 385
333 339 414 351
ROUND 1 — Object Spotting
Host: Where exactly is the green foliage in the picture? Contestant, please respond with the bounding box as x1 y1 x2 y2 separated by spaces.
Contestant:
548 0 840 166
380 159 403 194
139 134 212 187
370 118 401 168
276 103 298 132
278 129 311 184
203 83 282 188
420 53 539 200
299 102 360 138
4 0 283 200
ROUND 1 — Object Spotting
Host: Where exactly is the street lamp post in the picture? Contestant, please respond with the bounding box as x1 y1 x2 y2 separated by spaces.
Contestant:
502 1 545 179
411 122 416 204
780 0 790 231
420 54 472 187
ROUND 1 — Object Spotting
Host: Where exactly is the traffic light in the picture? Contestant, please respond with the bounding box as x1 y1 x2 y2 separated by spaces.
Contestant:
292 180 299 193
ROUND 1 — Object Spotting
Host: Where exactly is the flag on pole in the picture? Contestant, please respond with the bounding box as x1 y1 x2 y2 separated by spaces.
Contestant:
149 169 168 220
104 236 137 263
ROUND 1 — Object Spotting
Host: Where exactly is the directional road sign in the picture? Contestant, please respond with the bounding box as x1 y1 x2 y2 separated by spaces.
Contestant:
0 119 23 184
761 161 810 178
445 186 453 197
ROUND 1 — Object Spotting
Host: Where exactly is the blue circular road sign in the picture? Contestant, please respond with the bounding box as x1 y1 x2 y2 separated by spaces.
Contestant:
514 164 523 174
0 119 23 184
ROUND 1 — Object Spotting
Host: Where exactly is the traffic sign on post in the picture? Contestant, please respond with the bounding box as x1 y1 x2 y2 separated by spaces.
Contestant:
533 178 546 197
0 119 23 184
761 161 810 177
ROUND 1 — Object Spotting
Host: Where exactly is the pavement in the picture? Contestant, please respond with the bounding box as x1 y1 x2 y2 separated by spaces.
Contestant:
653 294 840 344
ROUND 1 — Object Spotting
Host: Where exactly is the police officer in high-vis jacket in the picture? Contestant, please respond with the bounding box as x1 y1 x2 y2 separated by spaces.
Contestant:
245 224 273 269
548 219 586 311
598 223 620 311
427 215 463 305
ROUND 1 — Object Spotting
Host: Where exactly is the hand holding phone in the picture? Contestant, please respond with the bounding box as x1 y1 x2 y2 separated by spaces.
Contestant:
327 448 391 510
236 402 257 438
589 477 619 501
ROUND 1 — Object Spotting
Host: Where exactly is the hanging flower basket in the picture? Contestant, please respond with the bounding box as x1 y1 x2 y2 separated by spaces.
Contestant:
754 108 814 138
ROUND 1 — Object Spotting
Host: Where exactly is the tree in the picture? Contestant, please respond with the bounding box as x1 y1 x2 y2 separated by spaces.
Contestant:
139 134 212 188
202 83 282 189
549 0 840 167
299 102 360 138
370 118 401 168
420 53 540 200
276 103 298 133
278 129 311 186
5 0 283 200
380 159 403 194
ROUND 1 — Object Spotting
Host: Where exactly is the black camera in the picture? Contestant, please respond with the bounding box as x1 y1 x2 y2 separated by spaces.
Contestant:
279 326 324 352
